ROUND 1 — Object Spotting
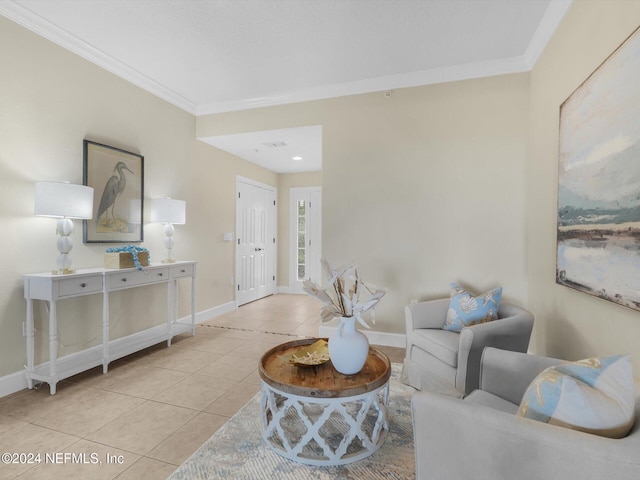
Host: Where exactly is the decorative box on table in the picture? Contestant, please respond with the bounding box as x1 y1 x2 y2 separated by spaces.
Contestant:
104 252 150 269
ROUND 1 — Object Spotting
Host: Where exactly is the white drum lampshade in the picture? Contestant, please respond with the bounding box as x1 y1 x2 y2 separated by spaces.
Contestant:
150 197 186 263
34 181 94 274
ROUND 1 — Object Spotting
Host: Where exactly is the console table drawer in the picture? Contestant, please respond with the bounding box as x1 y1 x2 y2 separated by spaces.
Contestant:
58 275 103 297
109 268 170 289
171 264 194 278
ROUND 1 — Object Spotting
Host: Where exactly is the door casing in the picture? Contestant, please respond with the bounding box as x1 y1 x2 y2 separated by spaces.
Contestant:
235 176 277 306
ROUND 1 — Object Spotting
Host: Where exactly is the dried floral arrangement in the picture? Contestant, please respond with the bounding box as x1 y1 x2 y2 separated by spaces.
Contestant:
303 258 386 328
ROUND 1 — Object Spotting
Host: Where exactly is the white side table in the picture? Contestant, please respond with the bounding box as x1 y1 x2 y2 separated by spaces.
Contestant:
23 261 196 394
259 339 391 466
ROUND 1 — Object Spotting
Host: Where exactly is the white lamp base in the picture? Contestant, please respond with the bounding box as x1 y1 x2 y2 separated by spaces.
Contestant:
52 269 76 275
54 218 76 275
163 223 176 263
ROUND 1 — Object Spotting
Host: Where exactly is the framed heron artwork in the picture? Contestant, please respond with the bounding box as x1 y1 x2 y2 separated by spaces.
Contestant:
83 140 144 243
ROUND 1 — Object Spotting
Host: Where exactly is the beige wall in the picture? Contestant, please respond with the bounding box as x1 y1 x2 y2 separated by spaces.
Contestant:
527 0 640 373
0 17 276 377
190 142 278 307
198 73 531 334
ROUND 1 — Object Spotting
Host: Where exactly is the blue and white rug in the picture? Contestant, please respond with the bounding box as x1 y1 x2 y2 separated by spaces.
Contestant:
169 364 416 479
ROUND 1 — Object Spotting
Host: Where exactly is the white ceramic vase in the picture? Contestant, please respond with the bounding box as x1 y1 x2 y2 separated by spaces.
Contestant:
328 316 369 375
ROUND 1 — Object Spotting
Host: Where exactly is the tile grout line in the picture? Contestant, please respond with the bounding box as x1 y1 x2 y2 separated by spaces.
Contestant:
198 323 313 338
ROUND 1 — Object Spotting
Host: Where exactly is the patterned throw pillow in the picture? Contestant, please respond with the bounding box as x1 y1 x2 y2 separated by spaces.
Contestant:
443 282 502 333
517 354 635 439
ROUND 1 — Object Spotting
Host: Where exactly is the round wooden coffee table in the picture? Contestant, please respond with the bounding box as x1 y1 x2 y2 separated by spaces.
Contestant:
259 338 391 466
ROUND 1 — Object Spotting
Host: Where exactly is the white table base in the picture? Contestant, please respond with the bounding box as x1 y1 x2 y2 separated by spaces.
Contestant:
260 381 390 466
23 262 196 395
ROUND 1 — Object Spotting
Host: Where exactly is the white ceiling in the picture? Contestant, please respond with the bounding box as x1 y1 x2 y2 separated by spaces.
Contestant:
0 0 572 173
201 125 323 173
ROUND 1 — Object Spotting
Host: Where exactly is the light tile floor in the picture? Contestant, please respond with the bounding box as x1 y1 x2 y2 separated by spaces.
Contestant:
0 294 404 480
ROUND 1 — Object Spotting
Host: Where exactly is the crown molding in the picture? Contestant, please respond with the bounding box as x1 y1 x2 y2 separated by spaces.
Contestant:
195 0 572 115
2 0 572 117
0 1 197 114
196 55 531 115
523 0 573 69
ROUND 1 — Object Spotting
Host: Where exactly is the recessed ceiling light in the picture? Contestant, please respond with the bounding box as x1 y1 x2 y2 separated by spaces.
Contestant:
292 156 303 161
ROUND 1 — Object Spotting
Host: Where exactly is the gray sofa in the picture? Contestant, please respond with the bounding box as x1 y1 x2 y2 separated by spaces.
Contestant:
402 298 534 396
411 347 640 480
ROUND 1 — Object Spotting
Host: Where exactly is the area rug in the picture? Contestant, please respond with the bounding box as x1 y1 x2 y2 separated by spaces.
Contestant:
169 363 416 480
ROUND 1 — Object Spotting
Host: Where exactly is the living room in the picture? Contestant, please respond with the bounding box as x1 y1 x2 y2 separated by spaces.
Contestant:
1 0 640 478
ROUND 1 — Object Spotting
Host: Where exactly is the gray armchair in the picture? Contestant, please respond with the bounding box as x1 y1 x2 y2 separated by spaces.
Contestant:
402 298 533 396
411 348 640 480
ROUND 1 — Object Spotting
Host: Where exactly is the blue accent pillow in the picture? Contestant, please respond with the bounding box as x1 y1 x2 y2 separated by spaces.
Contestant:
443 282 502 332
517 354 635 439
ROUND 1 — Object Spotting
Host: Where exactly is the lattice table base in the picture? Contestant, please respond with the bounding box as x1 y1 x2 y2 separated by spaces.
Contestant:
260 381 390 466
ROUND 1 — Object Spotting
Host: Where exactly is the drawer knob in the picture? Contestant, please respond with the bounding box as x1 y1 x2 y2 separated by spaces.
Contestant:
180 269 186 273
80 283 87 288
158 272 163 277
121 278 127 282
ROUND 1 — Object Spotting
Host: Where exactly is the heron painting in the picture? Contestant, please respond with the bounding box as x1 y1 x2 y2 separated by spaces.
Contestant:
83 140 144 243
96 161 134 232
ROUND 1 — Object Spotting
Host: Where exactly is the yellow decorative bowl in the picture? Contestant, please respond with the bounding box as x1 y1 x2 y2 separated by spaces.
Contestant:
279 339 330 367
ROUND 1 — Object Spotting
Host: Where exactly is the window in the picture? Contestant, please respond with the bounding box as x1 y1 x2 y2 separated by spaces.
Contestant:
297 200 306 280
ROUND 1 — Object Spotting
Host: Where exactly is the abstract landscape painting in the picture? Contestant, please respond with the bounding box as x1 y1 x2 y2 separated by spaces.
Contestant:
557 26 640 311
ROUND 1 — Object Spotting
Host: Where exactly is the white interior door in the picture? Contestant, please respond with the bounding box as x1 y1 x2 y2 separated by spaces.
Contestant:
290 187 322 293
236 177 277 306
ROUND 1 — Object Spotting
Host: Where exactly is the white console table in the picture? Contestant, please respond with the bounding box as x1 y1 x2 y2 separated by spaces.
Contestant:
23 261 196 394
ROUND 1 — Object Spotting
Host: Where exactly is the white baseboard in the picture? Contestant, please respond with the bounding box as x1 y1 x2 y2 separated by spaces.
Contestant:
319 325 407 348
0 371 29 399
0 301 237 399
196 301 236 322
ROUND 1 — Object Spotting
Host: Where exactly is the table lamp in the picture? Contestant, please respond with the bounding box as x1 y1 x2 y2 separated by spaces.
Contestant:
150 197 186 263
34 181 94 274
